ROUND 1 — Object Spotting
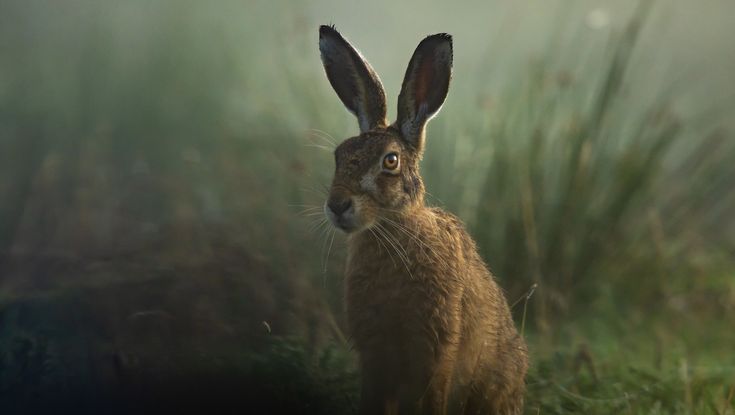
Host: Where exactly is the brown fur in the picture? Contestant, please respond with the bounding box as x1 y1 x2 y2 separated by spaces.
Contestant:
319 26 528 414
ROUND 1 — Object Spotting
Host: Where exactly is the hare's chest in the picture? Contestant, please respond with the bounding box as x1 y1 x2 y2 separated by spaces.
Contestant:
344 263 440 344
343 230 453 343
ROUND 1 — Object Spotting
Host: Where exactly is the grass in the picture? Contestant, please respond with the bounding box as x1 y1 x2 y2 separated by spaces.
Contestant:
523 315 735 414
0 0 734 413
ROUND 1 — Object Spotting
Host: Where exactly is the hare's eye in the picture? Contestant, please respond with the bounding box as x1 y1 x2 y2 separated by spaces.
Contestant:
382 153 399 170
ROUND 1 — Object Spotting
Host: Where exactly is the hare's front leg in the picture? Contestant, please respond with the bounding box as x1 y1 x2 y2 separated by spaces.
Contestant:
405 332 461 415
358 337 459 415
358 350 402 415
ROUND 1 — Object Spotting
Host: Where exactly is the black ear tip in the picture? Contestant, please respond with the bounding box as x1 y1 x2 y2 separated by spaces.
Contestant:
435 33 453 42
424 32 452 40
319 24 339 39
425 33 452 47
417 32 453 56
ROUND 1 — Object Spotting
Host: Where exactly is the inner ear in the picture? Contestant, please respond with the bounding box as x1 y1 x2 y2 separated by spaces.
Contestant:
395 33 453 152
413 59 434 110
319 25 388 133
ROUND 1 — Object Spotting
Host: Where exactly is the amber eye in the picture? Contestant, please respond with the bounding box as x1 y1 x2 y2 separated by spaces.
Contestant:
382 152 399 170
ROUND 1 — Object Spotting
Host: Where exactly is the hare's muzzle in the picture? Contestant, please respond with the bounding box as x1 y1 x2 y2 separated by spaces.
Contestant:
325 194 356 232
328 198 352 216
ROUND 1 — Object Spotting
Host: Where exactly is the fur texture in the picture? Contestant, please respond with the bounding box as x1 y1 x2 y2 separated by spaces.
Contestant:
318 25 528 414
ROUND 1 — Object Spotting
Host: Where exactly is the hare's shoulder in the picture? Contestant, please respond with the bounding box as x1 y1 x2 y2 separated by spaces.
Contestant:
427 207 464 227
425 207 473 240
423 207 483 263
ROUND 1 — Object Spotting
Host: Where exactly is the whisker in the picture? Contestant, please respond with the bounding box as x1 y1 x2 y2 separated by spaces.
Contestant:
376 222 410 261
309 223 328 240
312 128 336 142
306 134 336 151
424 190 446 206
292 205 323 212
294 207 325 218
319 223 333 273
374 222 414 280
302 211 326 217
369 227 396 268
379 215 443 262
300 187 329 197
376 211 453 271
303 143 333 152
378 215 423 245
307 128 331 141
380 216 421 242
308 128 337 146
300 186 328 194
324 227 336 275
370 227 398 268
307 218 328 233
297 207 323 212
289 203 322 211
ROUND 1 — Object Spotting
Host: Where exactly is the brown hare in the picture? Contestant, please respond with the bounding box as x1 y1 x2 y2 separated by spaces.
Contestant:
318 25 528 415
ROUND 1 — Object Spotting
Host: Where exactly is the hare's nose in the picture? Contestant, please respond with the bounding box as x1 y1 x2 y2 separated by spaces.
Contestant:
328 198 353 216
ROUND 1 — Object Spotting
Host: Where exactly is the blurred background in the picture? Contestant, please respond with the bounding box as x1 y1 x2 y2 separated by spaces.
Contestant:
0 0 733 413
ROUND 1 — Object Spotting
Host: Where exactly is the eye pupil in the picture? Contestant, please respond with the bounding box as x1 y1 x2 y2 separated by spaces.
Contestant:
383 153 399 170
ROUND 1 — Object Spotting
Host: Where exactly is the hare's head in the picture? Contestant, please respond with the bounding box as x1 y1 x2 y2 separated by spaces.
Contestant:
318 25 452 233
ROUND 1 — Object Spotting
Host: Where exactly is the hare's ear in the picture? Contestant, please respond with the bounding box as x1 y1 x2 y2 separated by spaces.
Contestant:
396 33 452 152
319 25 388 133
